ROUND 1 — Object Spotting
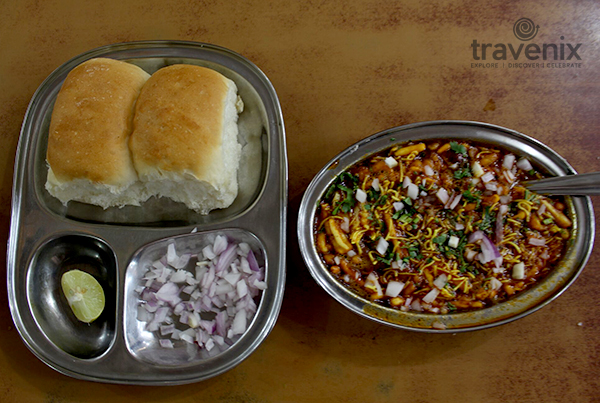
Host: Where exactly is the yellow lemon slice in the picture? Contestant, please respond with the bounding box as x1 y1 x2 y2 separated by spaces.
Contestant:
61 270 105 323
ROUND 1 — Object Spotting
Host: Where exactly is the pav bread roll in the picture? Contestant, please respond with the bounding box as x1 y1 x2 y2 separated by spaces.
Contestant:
129 64 242 214
46 57 151 208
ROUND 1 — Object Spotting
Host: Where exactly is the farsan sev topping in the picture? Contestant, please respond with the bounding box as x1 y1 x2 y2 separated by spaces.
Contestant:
315 139 572 314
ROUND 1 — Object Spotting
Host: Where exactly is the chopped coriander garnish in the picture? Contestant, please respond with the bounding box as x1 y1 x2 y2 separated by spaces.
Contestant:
454 167 472 179
450 141 467 155
433 234 448 245
463 188 481 203
478 206 495 233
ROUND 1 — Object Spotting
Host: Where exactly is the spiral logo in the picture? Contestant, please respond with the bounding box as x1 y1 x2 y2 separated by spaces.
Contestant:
513 18 539 41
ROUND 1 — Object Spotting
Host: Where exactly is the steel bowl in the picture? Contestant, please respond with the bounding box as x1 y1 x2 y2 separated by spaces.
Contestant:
297 121 594 333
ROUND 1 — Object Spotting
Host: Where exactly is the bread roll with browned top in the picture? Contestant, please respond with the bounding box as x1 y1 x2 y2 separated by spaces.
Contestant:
46 57 151 208
129 64 242 214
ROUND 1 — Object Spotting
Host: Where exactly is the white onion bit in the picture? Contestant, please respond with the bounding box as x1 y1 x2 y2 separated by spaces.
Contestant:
356 188 367 203
372 178 380 191
385 156 398 168
517 158 533 171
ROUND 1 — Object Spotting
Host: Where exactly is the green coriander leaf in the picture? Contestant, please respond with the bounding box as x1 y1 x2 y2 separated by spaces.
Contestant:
433 234 448 245
454 167 472 179
450 141 467 155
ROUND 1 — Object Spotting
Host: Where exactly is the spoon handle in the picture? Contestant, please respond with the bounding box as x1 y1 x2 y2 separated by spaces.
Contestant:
523 171 600 196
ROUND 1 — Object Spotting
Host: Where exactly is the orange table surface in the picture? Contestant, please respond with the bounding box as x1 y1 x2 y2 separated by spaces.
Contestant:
1 1 599 402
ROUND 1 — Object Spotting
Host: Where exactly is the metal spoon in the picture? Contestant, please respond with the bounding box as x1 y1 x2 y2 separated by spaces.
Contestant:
523 171 600 196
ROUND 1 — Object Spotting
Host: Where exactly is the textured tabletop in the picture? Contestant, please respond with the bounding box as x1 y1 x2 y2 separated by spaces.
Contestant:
0 1 599 402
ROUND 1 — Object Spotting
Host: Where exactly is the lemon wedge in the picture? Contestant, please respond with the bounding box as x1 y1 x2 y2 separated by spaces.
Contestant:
61 270 105 323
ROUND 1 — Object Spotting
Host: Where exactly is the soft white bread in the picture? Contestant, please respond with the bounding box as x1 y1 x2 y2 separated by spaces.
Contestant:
129 64 242 214
46 57 151 208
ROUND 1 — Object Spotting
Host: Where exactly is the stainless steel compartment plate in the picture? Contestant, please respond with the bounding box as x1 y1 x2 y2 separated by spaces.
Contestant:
8 41 287 384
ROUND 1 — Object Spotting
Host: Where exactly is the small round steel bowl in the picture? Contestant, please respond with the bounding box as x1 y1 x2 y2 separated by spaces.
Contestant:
297 121 595 333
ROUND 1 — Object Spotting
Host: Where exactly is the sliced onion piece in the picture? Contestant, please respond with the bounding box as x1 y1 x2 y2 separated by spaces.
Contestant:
481 171 495 183
422 288 440 303
424 164 434 176
528 237 546 246
503 154 515 169
356 188 367 203
433 273 448 289
385 156 398 168
372 178 380 191
407 183 419 200
376 237 389 255
517 158 533 171
489 277 503 291
449 194 462 210
512 262 526 279
436 188 449 205
468 230 484 243
385 281 405 298
479 234 501 264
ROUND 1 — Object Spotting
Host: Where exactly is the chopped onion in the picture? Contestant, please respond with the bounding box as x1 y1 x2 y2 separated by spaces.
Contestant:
436 188 450 205
472 161 484 178
424 165 434 176
356 188 367 203
422 288 439 303
481 171 495 183
402 176 412 188
407 183 419 200
485 182 498 191
503 169 515 183
489 277 503 291
376 237 389 255
364 272 383 297
503 154 515 169
464 248 478 262
385 281 405 298
385 156 398 168
512 262 526 279
528 237 546 246
372 178 380 191
393 202 404 212
340 217 350 233
136 236 267 353
410 299 423 311
449 194 462 210
495 204 507 243
455 223 465 230
538 203 547 216
247 249 261 272
433 273 448 289
479 234 501 264
468 230 484 243
213 235 228 255
517 158 533 171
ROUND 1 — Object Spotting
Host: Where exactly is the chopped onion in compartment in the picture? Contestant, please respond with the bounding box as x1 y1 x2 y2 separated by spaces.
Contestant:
136 235 266 354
